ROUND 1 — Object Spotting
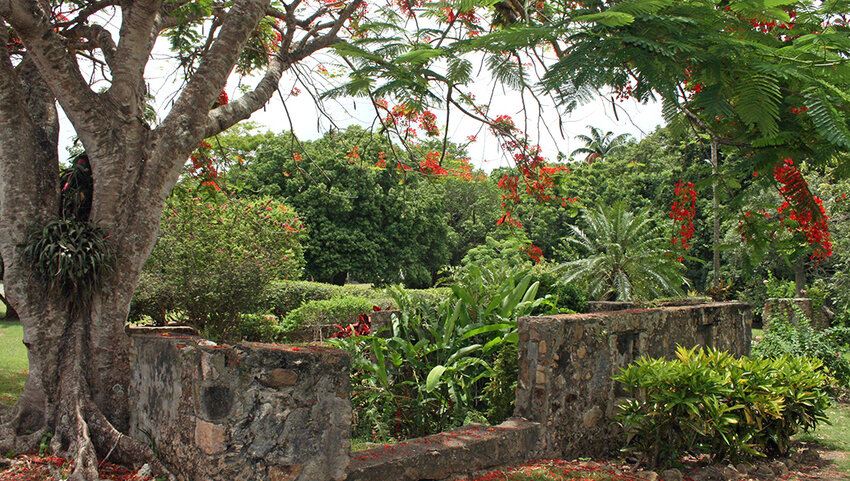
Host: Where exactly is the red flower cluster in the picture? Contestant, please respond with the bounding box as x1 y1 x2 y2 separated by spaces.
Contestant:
332 306 389 338
217 89 229 106
419 111 440 137
496 211 522 228
486 113 573 229
522 244 543 264
442 7 478 23
419 152 448 176
773 158 832 260
347 146 360 162
670 180 697 249
188 141 221 191
377 102 441 139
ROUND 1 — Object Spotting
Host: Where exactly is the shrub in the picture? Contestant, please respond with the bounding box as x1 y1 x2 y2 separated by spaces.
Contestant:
262 279 449 318
234 313 280 342
614 346 833 467
131 191 305 340
752 305 850 386
263 280 337 318
483 341 518 424
279 297 375 333
531 262 588 313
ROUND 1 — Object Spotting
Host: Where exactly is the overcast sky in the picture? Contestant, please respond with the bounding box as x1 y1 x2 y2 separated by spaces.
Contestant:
57 24 666 172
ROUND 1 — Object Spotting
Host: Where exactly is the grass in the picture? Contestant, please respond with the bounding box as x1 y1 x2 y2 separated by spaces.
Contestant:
795 403 850 473
0 319 27 407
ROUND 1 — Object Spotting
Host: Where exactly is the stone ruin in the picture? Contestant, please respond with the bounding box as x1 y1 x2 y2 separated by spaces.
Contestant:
129 301 752 481
130 335 351 481
515 302 752 458
762 297 831 329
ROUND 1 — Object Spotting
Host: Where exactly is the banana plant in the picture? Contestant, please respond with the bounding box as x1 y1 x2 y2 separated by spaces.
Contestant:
330 263 556 439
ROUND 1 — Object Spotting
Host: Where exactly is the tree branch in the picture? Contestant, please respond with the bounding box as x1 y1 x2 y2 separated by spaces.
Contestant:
0 0 104 138
109 0 162 115
203 0 364 138
153 0 271 181
67 24 118 68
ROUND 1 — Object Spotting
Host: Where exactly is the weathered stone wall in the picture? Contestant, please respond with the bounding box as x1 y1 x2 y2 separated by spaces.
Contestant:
763 297 830 329
587 298 713 313
129 335 351 481
515 302 752 459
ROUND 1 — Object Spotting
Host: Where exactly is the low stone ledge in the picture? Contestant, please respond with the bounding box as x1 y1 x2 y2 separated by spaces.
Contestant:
345 418 541 481
588 298 714 313
125 324 198 336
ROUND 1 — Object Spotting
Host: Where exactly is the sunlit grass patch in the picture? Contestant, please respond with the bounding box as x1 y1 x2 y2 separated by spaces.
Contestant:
0 320 27 407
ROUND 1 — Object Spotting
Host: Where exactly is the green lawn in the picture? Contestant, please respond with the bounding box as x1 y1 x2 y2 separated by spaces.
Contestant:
0 320 28 407
795 403 850 473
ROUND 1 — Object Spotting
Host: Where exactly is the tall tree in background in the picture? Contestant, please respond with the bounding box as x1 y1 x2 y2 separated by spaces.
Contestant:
226 127 454 287
570 125 631 163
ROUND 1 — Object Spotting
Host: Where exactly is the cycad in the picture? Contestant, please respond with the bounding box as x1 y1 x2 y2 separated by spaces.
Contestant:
571 126 632 163
559 202 689 301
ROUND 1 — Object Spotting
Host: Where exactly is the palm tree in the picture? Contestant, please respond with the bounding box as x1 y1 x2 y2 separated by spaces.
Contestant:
559 202 690 301
571 126 632 163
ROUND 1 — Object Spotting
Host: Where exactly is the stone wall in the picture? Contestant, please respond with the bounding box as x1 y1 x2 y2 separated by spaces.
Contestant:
515 302 752 459
129 334 351 481
763 297 830 329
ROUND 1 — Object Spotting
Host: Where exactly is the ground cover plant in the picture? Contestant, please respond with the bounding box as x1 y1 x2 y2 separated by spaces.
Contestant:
614 346 834 467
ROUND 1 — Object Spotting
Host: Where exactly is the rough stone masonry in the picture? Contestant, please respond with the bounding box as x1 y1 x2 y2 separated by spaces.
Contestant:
129 334 351 481
515 302 753 459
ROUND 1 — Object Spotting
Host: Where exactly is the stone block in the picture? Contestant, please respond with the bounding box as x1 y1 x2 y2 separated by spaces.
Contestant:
345 418 541 481
129 335 351 481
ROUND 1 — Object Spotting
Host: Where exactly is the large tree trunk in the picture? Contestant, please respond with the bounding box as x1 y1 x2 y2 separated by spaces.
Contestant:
0 1 358 478
0 51 170 480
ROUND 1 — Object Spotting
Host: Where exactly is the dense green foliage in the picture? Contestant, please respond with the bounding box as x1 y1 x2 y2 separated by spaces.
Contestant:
615 347 834 467
330 265 555 441
559 202 689 301
225 127 498 287
131 190 305 340
753 306 850 386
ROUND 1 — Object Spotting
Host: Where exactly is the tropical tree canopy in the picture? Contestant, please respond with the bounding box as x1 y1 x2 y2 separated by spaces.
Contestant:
570 126 632 162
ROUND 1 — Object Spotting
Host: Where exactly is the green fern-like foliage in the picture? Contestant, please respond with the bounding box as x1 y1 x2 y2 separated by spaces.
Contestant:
558 202 689 302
